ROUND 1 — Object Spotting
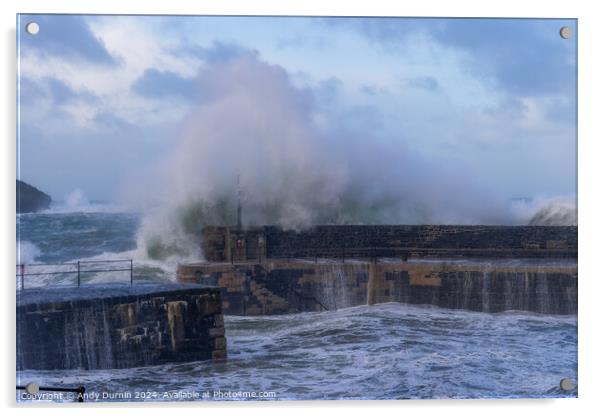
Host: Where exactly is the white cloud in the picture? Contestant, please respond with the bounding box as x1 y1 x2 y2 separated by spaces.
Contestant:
19 16 205 132
17 15 576 203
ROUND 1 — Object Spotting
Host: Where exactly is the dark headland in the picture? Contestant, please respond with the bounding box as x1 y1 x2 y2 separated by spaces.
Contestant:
17 179 51 213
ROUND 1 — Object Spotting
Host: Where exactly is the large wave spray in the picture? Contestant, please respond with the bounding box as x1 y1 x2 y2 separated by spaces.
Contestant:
119 53 575 260
527 198 577 226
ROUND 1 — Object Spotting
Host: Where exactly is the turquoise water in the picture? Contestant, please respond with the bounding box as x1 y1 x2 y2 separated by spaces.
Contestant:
17 211 140 264
16 209 172 285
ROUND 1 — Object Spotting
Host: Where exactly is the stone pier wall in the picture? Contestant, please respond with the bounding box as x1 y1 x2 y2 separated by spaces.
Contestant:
17 284 227 370
177 260 577 315
201 225 577 262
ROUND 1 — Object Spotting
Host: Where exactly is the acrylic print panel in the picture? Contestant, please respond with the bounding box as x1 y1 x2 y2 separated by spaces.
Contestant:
16 14 577 402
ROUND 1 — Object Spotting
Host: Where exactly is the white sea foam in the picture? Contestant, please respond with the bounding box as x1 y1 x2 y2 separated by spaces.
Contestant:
17 241 40 264
39 189 131 214
79 248 181 284
16 303 577 402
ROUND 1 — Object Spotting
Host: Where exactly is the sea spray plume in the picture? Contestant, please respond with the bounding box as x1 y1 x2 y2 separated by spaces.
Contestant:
64 188 90 209
131 53 349 259
123 52 540 261
17 241 41 264
507 196 577 226
167 54 349 227
527 197 577 226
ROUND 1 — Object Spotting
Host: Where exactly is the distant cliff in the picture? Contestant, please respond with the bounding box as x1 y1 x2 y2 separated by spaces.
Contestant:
17 180 51 213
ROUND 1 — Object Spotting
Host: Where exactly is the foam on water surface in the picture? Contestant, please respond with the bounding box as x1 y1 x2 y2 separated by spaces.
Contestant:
17 303 577 401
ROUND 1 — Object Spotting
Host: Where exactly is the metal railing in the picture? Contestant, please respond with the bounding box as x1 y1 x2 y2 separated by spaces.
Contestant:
16 259 134 290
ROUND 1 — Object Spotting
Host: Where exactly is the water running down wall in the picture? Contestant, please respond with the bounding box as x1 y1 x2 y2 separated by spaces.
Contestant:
17 284 227 370
179 225 577 315
177 259 576 315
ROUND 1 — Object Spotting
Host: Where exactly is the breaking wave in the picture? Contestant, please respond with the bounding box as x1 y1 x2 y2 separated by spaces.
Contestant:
528 199 577 226
17 240 41 264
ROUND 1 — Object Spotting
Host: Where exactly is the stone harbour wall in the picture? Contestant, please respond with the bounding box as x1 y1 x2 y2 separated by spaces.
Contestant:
177 260 577 315
17 284 227 370
201 225 577 262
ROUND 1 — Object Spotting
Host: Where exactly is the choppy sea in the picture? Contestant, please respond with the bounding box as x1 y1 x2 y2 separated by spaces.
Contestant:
16 205 578 401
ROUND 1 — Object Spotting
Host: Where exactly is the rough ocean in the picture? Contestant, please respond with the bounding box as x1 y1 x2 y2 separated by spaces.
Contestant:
16 208 577 401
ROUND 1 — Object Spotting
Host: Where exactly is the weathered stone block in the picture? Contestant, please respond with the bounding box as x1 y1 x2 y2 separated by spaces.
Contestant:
212 349 227 360
200 225 577 262
209 327 225 337
17 284 227 370
213 336 227 350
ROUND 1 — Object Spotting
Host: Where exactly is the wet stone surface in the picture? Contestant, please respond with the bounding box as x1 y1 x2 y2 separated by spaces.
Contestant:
17 284 227 370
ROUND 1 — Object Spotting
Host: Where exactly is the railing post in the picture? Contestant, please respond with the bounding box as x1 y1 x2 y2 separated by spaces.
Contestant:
130 259 133 285
20 264 25 290
77 261 81 287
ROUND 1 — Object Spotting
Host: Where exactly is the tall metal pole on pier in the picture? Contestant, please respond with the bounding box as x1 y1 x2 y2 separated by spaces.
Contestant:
236 174 242 230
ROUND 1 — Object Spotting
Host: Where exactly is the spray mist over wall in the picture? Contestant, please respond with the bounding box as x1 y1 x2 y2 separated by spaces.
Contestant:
120 53 575 261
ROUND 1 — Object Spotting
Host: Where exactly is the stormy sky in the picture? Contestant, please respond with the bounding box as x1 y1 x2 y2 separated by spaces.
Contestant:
17 15 576 212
